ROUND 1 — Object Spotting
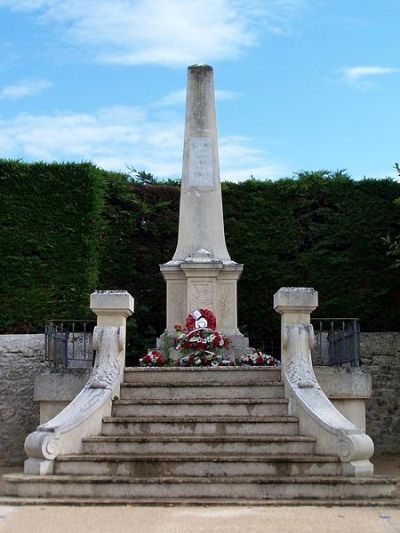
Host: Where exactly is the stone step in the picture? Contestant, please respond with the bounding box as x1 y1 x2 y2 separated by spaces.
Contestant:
4 474 397 501
82 435 317 455
112 398 289 417
124 367 281 384
54 453 341 477
101 416 299 436
3 496 400 507
119 382 284 400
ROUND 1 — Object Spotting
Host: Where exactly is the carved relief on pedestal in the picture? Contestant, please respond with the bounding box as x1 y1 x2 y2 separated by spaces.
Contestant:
189 281 213 312
168 282 186 326
217 282 234 329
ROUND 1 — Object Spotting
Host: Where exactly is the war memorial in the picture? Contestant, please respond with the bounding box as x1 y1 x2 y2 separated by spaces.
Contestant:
3 65 397 504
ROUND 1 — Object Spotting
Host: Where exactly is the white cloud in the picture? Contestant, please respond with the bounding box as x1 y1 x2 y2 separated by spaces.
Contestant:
0 0 307 67
0 79 52 100
219 135 288 181
0 103 285 181
341 66 398 89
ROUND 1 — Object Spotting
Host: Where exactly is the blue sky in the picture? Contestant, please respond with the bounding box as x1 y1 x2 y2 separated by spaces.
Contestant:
0 0 398 181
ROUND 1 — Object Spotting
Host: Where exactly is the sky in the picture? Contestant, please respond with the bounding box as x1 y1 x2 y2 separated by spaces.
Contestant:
0 0 399 182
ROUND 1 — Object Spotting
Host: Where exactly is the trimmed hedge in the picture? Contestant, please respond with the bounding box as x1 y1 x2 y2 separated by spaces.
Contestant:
0 160 105 332
222 172 400 337
1 162 399 362
97 175 179 358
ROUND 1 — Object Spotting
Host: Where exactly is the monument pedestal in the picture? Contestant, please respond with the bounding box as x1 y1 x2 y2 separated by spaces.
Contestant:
160 257 249 361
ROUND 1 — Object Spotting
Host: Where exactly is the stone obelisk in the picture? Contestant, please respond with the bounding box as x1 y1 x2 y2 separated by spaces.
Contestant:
160 65 247 355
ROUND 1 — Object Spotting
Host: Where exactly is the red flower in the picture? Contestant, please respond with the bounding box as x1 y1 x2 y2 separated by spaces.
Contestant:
155 354 165 365
212 334 221 347
256 356 264 365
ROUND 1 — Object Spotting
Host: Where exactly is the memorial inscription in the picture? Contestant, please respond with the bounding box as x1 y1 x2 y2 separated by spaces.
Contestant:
188 137 214 187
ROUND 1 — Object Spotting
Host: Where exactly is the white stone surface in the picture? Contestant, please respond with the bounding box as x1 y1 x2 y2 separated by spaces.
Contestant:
188 137 214 187
314 367 371 432
172 65 230 263
274 287 374 477
90 290 134 324
23 291 133 475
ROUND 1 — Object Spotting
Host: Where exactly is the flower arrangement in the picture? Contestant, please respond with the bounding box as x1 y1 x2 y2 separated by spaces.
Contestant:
174 309 232 367
139 309 281 368
176 327 230 352
240 349 280 367
139 349 166 367
178 351 233 367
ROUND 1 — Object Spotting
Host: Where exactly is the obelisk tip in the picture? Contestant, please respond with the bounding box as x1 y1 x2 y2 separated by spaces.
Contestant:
188 64 213 73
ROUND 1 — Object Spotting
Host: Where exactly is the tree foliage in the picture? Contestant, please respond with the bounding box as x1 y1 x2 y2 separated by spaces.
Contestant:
382 163 400 268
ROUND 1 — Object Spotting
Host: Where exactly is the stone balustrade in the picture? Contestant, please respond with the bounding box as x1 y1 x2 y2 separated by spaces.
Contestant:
274 287 374 476
23 291 134 475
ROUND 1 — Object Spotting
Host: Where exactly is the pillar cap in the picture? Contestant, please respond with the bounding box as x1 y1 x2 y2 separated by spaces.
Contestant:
90 290 134 317
274 287 318 315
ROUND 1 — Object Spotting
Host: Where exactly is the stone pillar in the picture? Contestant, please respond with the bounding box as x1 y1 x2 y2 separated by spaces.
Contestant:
274 287 318 395
90 290 134 394
90 290 134 329
274 287 318 341
160 65 247 356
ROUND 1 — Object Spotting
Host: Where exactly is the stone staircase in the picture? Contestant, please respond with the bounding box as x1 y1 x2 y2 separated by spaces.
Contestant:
4 367 397 504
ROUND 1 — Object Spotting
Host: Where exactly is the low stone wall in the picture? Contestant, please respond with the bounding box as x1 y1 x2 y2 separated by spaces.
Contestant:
314 367 371 432
35 369 91 424
360 332 400 454
0 335 47 466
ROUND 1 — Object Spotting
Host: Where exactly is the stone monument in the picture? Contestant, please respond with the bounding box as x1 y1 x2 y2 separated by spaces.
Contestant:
160 65 248 357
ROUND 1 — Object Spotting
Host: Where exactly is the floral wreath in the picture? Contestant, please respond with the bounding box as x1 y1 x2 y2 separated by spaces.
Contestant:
185 308 217 331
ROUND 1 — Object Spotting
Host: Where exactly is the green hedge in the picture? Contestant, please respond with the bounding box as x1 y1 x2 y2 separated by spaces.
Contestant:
97 174 179 358
1 162 399 362
222 171 400 337
0 160 105 332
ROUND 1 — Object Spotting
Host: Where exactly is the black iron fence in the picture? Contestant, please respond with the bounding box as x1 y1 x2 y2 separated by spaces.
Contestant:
311 318 360 366
249 338 281 359
45 320 95 370
250 318 360 367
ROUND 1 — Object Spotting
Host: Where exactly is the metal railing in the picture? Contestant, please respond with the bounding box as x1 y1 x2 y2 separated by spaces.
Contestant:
249 338 281 359
311 318 360 366
45 320 95 370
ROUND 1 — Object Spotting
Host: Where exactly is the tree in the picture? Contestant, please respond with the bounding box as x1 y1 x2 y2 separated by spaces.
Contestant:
383 163 400 268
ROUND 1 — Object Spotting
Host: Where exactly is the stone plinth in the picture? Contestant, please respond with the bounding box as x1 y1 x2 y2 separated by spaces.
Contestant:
160 260 243 335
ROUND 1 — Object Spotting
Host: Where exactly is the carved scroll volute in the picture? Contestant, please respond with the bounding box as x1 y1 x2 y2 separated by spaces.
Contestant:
25 431 60 461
